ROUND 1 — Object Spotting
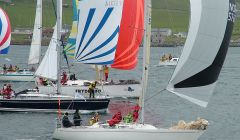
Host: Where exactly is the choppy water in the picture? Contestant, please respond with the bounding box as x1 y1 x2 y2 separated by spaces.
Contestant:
0 45 240 140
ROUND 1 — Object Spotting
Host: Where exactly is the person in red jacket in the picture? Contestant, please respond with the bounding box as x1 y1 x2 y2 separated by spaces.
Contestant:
132 105 140 122
3 84 14 99
61 71 68 85
107 112 122 126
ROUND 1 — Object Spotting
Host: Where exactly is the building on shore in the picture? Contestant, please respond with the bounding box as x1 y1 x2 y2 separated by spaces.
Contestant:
173 32 187 38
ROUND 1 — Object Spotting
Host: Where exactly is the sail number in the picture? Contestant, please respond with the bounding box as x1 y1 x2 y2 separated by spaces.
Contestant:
105 0 123 7
228 3 236 22
75 89 102 93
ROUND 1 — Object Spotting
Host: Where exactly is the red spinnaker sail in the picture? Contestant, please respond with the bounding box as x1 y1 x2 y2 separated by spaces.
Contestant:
111 0 144 70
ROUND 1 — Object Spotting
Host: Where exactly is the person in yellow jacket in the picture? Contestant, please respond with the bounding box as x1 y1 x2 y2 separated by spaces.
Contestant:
88 81 97 98
89 112 100 125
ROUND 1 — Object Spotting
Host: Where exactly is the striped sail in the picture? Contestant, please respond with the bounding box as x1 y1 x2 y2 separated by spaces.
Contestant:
63 0 78 59
111 0 144 70
167 0 236 107
35 25 58 81
75 0 124 65
28 0 42 65
0 8 11 54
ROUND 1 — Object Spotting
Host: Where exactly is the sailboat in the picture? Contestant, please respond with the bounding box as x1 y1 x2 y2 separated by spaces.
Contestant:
0 0 42 82
0 0 110 113
52 0 236 139
37 0 144 98
158 54 179 66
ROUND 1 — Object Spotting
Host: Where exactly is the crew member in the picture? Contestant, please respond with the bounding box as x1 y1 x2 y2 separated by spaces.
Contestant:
61 71 68 85
88 81 97 98
132 105 140 122
73 109 82 126
3 84 14 99
107 112 122 126
62 112 73 128
3 64 7 73
103 65 109 81
89 112 100 125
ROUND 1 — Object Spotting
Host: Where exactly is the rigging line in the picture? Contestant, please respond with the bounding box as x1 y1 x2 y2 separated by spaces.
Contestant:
14 80 35 93
60 35 71 73
52 0 57 20
145 88 166 102
67 98 76 111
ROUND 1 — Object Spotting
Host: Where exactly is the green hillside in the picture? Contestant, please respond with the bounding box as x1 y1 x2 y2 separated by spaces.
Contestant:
152 0 240 37
0 0 72 28
152 0 190 32
1 0 190 32
0 0 240 37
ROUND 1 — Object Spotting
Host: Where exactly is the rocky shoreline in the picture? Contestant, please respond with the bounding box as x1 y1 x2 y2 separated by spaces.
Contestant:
10 40 240 47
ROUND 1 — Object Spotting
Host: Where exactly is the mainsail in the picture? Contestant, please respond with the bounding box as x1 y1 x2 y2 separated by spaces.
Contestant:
74 0 124 65
0 8 11 54
63 0 78 59
111 0 144 70
28 0 42 65
167 0 236 107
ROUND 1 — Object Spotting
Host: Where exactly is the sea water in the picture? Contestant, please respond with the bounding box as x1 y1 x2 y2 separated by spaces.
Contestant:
0 45 239 140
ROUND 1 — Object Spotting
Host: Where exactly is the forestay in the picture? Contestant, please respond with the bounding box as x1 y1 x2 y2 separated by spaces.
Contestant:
167 0 236 107
0 8 11 54
74 0 124 65
28 0 42 65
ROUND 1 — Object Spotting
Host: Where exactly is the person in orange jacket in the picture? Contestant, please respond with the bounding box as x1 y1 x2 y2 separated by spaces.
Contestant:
103 65 109 82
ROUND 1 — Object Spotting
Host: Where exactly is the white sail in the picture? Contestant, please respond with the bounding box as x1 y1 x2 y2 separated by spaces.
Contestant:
167 0 236 107
35 25 58 81
28 0 42 65
74 0 124 64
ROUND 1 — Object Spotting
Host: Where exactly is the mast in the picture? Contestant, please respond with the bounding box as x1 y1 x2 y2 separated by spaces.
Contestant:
56 0 62 93
140 0 152 124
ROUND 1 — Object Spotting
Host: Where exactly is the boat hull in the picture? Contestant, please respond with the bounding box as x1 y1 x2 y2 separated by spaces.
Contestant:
52 127 204 140
38 84 141 98
159 58 179 66
0 98 110 113
0 74 35 81
159 61 178 66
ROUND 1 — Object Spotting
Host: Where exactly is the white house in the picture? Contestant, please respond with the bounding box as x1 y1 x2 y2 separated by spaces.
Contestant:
174 32 187 38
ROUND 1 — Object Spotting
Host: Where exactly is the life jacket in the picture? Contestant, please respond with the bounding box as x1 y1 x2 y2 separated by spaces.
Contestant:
108 112 122 126
104 67 109 73
3 88 11 99
61 73 68 84
89 83 96 90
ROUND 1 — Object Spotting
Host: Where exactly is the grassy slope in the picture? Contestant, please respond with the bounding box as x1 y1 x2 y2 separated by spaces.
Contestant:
153 0 240 36
152 0 190 32
0 0 72 28
0 0 240 36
